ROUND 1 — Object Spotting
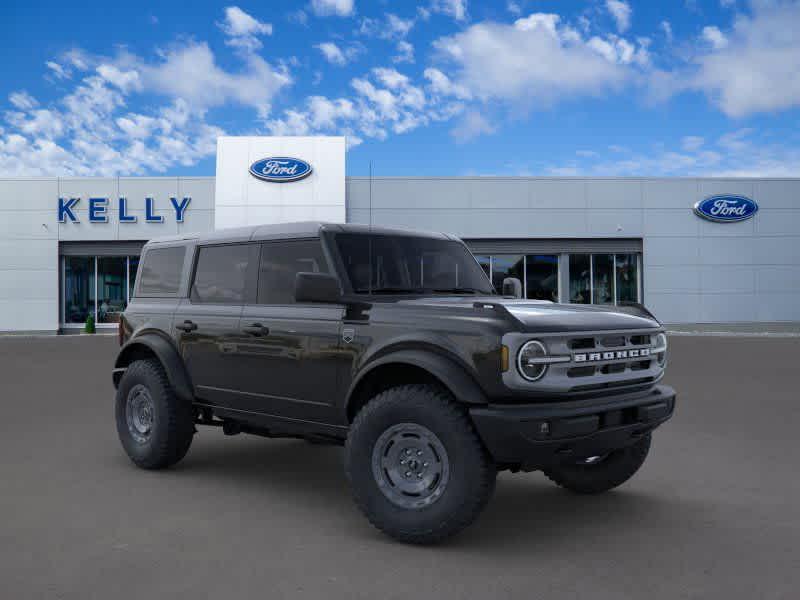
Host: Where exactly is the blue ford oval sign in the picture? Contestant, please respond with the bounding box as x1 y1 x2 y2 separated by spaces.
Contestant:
693 195 758 223
249 157 312 183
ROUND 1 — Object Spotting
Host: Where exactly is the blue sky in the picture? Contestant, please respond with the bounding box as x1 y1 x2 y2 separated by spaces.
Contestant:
1 0 798 177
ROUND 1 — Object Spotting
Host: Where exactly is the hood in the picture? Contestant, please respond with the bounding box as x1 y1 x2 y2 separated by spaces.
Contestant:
394 296 660 333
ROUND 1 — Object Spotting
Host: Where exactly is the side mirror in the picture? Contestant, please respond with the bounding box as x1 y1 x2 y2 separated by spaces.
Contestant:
295 272 342 304
502 277 523 298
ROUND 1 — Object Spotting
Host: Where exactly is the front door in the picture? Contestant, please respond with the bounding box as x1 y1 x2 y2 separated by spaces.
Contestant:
232 239 344 425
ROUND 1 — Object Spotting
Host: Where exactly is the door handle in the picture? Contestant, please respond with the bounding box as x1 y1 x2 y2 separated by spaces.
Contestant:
242 323 269 336
176 320 198 332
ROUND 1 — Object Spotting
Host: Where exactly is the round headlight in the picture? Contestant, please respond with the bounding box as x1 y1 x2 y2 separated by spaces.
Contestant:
517 340 548 381
653 333 668 366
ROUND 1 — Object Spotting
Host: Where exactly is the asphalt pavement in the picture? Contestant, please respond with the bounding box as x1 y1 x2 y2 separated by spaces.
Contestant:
1 334 798 599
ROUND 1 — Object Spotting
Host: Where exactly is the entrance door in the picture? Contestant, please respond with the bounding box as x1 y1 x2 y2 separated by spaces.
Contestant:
233 239 344 425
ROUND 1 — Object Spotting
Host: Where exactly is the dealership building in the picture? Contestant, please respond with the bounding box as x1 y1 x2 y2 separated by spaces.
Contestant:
1 135 798 334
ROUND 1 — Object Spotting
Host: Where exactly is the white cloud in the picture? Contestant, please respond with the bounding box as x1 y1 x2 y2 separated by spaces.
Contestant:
546 128 800 177
660 20 673 43
393 41 415 63
6 108 65 139
606 0 632 33
720 0 736 7
587 34 649 66
423 67 472 100
314 42 363 66
507 1 522 16
359 13 415 40
218 6 272 51
288 10 308 25
9 91 38 111
386 14 414 38
681 135 705 152
701 25 728 49
310 0 354 17
432 13 639 108
691 1 800 116
451 110 496 142
0 30 288 175
45 61 71 80
430 0 468 21
315 42 347 66
96 64 142 94
139 42 290 116
266 66 462 144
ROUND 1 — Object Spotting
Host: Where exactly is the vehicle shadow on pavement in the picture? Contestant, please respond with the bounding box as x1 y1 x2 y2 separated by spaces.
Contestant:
135 433 701 551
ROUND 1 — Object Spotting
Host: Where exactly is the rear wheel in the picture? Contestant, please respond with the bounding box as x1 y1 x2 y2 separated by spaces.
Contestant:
345 384 496 544
115 359 194 470
544 434 651 494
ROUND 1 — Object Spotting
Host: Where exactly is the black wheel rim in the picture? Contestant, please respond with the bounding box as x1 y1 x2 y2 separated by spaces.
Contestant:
126 384 154 444
371 423 450 510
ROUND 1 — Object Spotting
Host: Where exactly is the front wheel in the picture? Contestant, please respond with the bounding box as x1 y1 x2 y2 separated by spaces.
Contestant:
544 434 652 494
345 385 496 545
115 359 194 470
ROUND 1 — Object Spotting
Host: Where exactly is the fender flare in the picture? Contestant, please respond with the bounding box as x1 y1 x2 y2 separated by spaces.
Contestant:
345 348 488 417
113 332 195 403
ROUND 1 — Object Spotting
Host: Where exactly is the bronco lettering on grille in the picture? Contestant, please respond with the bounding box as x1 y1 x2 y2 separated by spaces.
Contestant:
573 348 651 363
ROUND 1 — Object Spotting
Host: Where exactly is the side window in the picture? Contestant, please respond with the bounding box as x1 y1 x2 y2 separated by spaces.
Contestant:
191 244 252 304
137 246 186 296
257 240 329 304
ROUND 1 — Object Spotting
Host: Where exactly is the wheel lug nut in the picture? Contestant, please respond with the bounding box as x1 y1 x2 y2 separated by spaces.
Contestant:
400 460 405 465
417 473 423 479
405 471 412 477
417 450 422 456
423 462 428 467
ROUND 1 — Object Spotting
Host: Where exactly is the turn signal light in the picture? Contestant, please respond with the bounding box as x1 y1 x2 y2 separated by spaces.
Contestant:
501 345 509 372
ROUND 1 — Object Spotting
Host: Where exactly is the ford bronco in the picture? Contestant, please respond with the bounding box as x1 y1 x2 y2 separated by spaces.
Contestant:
113 222 675 544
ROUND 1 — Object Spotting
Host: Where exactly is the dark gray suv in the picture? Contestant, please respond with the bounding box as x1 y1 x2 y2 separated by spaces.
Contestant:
113 222 676 544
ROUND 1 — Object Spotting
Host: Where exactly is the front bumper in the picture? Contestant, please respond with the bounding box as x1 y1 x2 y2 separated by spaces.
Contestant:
469 385 676 471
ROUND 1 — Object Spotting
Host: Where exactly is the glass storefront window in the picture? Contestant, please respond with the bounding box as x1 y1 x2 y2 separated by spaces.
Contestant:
62 254 143 326
467 249 640 306
592 254 615 304
97 257 127 323
569 254 591 304
525 255 559 301
64 256 95 324
491 255 524 295
615 253 638 303
474 255 491 282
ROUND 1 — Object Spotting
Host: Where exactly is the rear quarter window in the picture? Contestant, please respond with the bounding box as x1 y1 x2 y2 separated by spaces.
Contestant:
136 246 187 296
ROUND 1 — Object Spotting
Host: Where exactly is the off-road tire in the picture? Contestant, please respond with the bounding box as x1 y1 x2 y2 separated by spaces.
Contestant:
345 384 496 544
115 358 194 470
544 434 652 494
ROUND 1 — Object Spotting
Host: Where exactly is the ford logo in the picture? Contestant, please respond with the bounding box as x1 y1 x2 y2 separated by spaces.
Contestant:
249 157 313 183
693 195 758 223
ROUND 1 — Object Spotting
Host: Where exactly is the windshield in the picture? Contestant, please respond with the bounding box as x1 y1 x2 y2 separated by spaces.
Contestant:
334 233 495 295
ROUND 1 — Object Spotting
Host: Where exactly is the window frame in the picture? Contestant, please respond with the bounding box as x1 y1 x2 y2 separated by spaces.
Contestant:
188 242 259 306
253 237 333 306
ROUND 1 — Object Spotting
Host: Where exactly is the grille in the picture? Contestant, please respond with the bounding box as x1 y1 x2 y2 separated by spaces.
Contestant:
502 329 664 397
567 333 655 380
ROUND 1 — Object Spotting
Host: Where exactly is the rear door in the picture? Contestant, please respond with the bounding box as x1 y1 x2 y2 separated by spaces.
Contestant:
234 239 344 424
174 242 259 407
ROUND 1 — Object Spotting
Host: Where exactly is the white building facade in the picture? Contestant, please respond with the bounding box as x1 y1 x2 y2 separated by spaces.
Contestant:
0 135 797 333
